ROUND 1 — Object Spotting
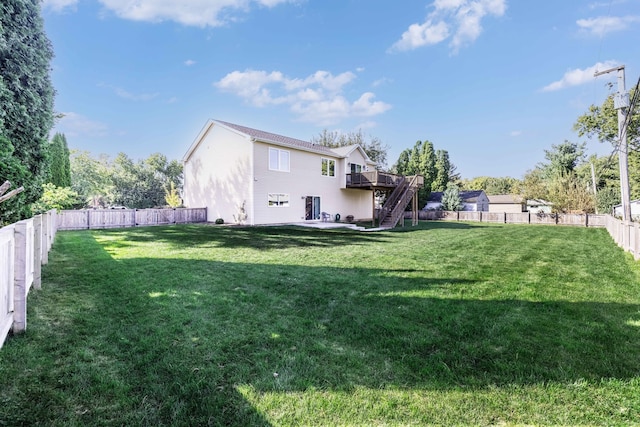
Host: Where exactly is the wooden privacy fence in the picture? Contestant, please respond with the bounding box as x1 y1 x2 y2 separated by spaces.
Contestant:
57 207 207 231
1 210 57 349
412 210 607 227
604 215 640 260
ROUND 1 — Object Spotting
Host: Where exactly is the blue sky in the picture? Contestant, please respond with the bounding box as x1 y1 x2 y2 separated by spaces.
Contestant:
43 0 640 179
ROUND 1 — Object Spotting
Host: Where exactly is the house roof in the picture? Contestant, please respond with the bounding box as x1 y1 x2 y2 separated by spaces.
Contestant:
184 119 376 164
329 144 375 165
526 199 553 206
427 190 485 203
487 194 524 204
216 120 337 156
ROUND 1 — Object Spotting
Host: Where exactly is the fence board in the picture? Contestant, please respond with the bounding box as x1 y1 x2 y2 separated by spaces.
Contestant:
1 211 58 349
0 226 15 349
57 208 207 230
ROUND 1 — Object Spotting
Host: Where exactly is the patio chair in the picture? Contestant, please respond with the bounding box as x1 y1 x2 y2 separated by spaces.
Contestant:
321 212 331 222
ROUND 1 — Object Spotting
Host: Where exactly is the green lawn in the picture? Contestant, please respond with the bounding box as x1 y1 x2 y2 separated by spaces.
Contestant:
1 221 640 426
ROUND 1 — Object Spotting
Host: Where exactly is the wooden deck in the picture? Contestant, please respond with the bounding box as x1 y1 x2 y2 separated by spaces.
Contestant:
346 171 423 189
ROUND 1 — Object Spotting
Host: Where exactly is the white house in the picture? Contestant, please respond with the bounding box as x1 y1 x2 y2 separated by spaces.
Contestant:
613 200 640 219
526 199 553 214
424 190 489 212
182 120 386 225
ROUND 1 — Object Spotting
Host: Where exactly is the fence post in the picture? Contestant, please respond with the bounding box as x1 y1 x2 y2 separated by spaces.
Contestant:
41 213 49 265
13 221 27 333
633 222 640 260
33 215 42 290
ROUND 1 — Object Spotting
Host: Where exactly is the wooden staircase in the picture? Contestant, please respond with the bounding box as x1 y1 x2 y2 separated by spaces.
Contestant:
378 175 422 229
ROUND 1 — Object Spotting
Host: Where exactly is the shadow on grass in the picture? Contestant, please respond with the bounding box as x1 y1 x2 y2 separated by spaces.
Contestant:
98 223 395 251
4 228 640 425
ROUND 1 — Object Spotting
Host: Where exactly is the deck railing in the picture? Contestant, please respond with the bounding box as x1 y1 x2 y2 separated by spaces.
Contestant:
346 171 404 187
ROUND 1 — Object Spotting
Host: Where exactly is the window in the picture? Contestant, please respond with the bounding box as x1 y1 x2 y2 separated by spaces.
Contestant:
321 158 335 177
269 148 290 172
268 193 289 207
350 163 363 174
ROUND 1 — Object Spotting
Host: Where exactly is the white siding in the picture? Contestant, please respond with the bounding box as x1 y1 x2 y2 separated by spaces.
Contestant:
183 123 253 224
252 141 372 224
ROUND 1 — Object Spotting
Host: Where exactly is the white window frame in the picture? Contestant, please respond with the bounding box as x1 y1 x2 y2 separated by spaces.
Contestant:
268 193 290 207
269 148 290 172
321 158 336 177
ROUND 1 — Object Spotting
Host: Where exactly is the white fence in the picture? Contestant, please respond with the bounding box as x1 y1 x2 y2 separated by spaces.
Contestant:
604 215 640 260
0 210 57 349
57 207 207 230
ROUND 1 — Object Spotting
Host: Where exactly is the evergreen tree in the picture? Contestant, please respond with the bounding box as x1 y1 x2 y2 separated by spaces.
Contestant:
49 133 71 187
441 184 463 211
394 149 411 176
419 140 436 191
0 135 28 224
0 0 55 220
433 149 451 192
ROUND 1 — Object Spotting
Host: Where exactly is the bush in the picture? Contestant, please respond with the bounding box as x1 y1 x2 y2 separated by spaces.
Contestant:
215 218 224 224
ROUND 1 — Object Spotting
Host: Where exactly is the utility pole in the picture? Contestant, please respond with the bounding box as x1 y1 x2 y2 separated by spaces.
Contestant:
594 65 631 221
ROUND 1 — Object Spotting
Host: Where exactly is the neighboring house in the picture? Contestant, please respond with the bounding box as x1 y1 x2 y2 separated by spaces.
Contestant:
424 190 489 211
488 194 525 213
526 199 553 214
613 200 640 219
182 120 418 226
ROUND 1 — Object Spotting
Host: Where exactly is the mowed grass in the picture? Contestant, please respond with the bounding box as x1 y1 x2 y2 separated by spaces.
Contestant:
1 221 640 426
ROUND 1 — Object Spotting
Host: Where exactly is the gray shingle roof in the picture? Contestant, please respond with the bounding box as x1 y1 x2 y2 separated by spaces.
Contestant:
487 194 524 204
427 190 485 203
217 120 337 156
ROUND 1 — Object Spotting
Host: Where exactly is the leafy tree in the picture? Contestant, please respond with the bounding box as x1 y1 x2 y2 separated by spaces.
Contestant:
48 133 71 187
31 182 79 214
0 0 55 220
70 150 114 207
460 176 521 195
312 129 390 170
546 174 595 213
522 141 595 213
520 169 549 202
574 88 640 200
595 186 619 215
574 88 639 150
70 151 184 209
540 140 586 178
441 183 462 211
164 181 182 208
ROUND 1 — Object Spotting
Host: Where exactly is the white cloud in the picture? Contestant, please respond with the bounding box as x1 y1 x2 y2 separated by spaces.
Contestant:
97 0 294 27
510 130 522 137
542 60 619 92
42 0 78 12
99 83 159 101
184 59 197 66
214 69 391 125
390 0 506 53
53 112 108 138
577 15 640 37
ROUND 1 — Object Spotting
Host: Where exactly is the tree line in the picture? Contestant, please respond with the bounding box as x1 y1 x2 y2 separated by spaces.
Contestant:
1 0 636 221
